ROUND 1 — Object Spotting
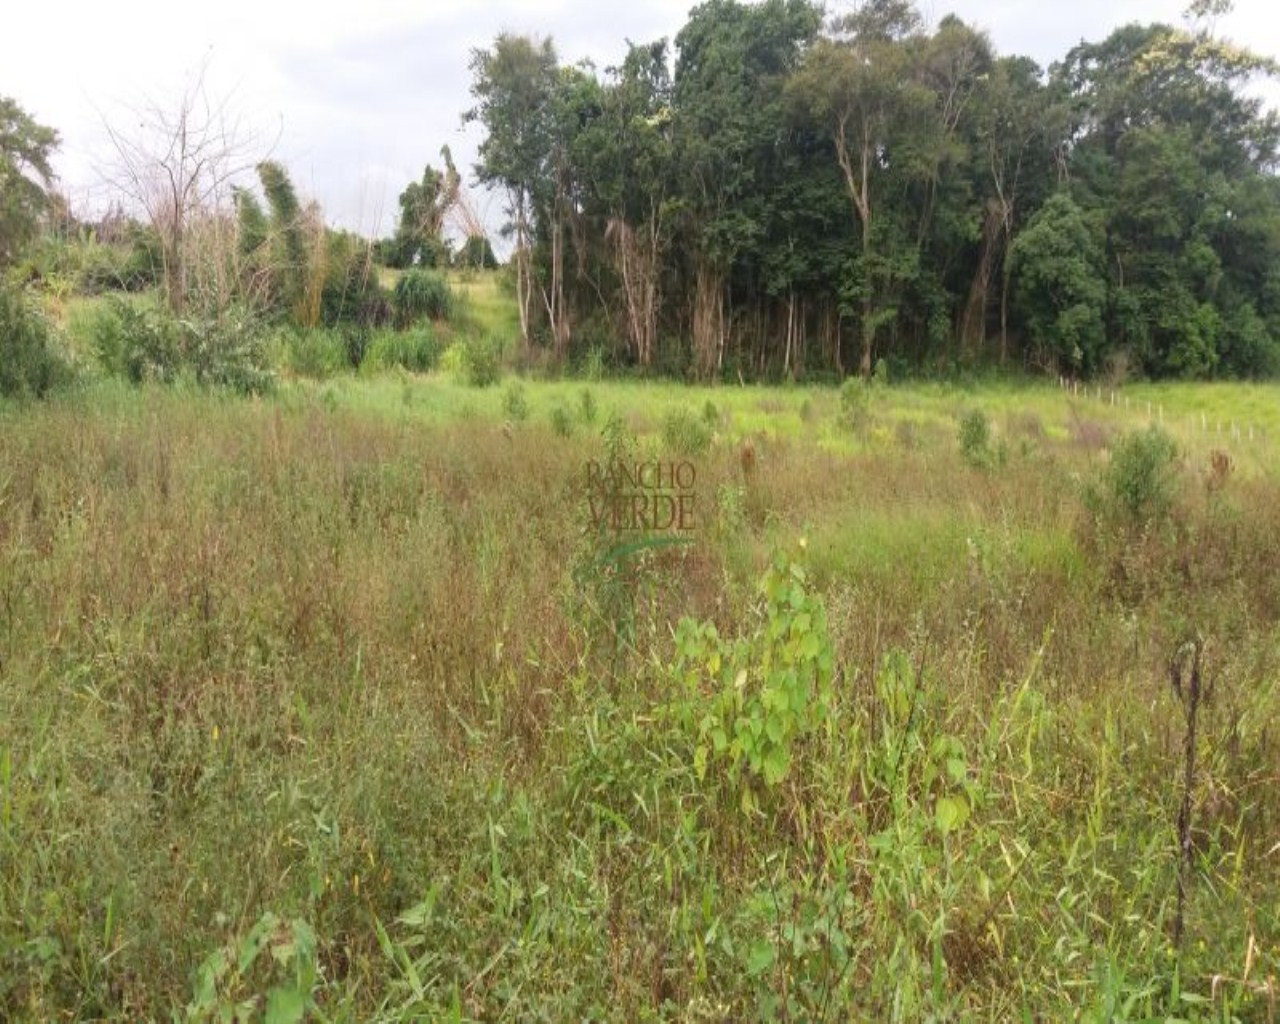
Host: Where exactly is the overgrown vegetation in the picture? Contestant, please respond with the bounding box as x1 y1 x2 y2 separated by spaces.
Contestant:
2 2 1280 1017
1 378 1277 1019
0 282 71 398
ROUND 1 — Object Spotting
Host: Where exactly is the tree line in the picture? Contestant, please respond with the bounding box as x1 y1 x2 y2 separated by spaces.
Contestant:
465 0 1280 380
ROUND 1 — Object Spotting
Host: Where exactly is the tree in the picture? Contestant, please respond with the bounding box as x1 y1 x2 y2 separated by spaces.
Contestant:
788 2 934 376
467 34 560 349
673 0 822 377
575 40 674 368
963 56 1056 363
1010 192 1107 372
101 63 261 316
0 97 60 267
389 149 460 268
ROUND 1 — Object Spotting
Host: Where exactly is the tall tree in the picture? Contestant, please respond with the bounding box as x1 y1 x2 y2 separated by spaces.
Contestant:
673 0 822 377
575 40 674 368
0 97 59 267
788 2 934 375
467 34 560 349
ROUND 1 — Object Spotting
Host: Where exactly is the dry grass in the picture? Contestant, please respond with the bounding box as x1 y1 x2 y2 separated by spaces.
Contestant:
1 377 1278 1020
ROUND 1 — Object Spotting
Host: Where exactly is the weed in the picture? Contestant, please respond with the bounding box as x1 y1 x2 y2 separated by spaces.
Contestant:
671 546 834 792
840 377 870 433
578 387 597 425
1103 425 1179 525
550 403 574 437
958 408 994 468
392 270 454 327
464 336 503 387
0 282 71 398
661 407 712 457
502 380 530 422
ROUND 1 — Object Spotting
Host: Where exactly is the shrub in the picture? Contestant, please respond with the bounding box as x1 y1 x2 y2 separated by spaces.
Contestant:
958 408 993 468
662 407 713 457
95 296 272 394
341 324 369 370
366 326 440 373
464 335 504 387
840 377 870 432
392 270 454 327
579 387 597 425
285 329 347 379
95 297 183 384
550 403 574 437
670 548 835 790
1103 426 1179 525
502 380 530 422
702 399 719 428
184 308 275 395
0 283 71 398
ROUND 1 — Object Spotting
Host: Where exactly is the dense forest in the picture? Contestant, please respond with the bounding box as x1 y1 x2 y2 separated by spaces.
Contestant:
463 0 1280 380
5 0 1280 383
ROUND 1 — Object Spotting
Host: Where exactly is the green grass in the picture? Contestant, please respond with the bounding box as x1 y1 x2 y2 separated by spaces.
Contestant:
2 366 1280 1020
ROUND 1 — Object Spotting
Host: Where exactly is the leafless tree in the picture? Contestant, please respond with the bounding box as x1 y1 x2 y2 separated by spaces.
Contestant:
100 59 268 316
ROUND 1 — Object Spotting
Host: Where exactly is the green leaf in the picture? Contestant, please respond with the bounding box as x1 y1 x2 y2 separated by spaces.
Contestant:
264 985 307 1024
762 746 789 786
746 940 776 976
935 796 969 835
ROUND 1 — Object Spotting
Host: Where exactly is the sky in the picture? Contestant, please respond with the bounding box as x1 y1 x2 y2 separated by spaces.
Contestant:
3 0 1279 241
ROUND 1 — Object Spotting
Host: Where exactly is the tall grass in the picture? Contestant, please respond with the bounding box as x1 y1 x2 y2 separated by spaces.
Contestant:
1 378 1277 1020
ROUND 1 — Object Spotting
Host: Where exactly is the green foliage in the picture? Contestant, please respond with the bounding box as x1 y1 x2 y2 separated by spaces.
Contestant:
840 376 870 432
387 153 459 270
671 547 834 791
184 309 276 396
184 912 319 1024
341 323 370 370
456 233 498 270
701 398 719 427
502 380 529 421
392 270 455 327
365 326 440 374
94 296 273 394
94 296 183 384
578 387 597 424
0 97 59 267
284 328 347 379
463 335 504 387
319 231 387 329
580 346 605 382
958 408 994 468
1010 193 1108 373
661 406 712 456
0 282 71 398
1102 425 1180 525
234 186 269 259
549 402 574 437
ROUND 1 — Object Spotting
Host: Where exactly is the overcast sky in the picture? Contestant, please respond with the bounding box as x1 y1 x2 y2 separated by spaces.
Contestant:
3 0 1278 240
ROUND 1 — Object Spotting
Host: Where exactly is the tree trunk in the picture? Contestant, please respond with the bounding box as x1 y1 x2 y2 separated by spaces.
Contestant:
692 263 723 380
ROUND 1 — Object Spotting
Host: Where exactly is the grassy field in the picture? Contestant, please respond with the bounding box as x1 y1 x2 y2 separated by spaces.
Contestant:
2 362 1279 1019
